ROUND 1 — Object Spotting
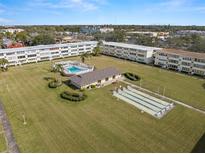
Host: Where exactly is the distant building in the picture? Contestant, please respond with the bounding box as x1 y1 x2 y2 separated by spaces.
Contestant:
176 30 205 36
2 38 13 47
127 31 158 37
80 26 100 34
7 42 24 49
102 41 161 64
70 67 122 89
0 28 24 34
154 49 205 76
2 38 24 49
80 26 114 34
99 27 114 33
127 31 169 40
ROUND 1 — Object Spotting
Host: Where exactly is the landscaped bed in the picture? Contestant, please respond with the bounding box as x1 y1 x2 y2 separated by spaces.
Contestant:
124 72 141 81
61 91 87 102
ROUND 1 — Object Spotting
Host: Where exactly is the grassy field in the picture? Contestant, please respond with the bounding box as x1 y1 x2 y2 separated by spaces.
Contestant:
0 56 205 152
0 124 6 152
84 56 205 110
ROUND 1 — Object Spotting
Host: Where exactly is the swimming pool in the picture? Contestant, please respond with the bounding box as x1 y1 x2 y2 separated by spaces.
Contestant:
67 66 85 73
56 61 94 76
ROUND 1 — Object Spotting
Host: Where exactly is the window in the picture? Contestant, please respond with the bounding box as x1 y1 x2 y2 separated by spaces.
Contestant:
6 52 15 56
18 55 25 59
182 57 192 61
195 58 205 63
181 62 191 66
105 77 109 81
17 51 25 54
98 80 101 83
28 54 36 58
168 59 178 64
194 64 205 69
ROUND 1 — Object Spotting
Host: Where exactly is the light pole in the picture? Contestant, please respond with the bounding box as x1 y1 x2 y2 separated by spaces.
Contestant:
163 87 166 98
22 113 27 125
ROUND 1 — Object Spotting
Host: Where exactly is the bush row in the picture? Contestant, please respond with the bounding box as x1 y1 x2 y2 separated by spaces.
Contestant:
124 72 141 81
60 91 87 102
48 80 62 88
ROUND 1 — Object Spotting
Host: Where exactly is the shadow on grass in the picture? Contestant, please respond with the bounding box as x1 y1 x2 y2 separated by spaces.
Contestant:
63 80 78 90
43 77 55 81
192 132 205 153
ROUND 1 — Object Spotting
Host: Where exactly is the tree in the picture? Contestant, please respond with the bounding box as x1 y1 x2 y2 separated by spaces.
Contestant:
0 58 9 71
51 64 63 84
32 34 55 45
92 43 101 56
80 52 91 63
15 31 29 43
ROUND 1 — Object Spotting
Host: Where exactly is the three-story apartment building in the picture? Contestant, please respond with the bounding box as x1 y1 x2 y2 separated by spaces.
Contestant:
0 41 97 66
102 41 161 64
154 49 205 76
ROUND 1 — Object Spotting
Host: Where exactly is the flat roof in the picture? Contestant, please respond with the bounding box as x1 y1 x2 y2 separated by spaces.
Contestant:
0 41 97 53
103 41 161 51
70 67 121 87
158 48 205 59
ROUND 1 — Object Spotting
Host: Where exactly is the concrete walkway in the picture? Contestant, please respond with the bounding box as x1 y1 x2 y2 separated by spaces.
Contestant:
0 100 20 153
121 80 205 115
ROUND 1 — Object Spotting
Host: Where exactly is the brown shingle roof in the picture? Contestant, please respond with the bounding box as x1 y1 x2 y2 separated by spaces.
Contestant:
70 67 121 87
158 48 205 59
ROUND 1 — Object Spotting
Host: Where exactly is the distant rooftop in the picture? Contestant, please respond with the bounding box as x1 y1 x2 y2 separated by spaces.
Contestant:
158 48 205 59
103 41 161 51
0 41 97 53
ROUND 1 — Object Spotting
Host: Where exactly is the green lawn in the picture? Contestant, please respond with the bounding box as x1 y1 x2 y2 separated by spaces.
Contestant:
0 124 6 152
0 56 205 152
84 56 205 111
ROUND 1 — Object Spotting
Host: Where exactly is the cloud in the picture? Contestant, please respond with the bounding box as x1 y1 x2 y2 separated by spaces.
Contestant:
159 0 188 8
28 0 107 11
0 17 12 23
145 0 205 13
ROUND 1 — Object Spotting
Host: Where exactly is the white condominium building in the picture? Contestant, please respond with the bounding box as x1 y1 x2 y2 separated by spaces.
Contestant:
102 41 161 64
154 49 205 76
0 41 97 66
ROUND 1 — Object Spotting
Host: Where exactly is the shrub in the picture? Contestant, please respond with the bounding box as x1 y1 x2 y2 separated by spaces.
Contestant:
91 85 96 89
124 72 141 81
60 91 87 102
48 80 62 88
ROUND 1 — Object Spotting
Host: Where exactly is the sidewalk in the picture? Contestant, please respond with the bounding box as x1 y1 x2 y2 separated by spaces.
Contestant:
0 100 20 153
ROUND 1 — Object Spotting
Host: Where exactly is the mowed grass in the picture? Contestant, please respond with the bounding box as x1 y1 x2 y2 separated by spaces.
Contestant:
0 56 204 152
0 124 6 152
83 56 205 111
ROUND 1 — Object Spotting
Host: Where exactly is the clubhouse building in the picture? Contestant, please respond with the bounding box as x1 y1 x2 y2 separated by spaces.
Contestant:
101 41 161 64
70 67 122 89
154 49 205 76
0 41 97 66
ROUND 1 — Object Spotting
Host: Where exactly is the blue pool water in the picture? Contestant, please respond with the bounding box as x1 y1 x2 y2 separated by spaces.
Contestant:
67 66 85 73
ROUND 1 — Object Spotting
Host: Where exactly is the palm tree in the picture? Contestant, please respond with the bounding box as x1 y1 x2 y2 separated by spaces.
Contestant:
80 52 90 63
52 64 63 83
92 42 101 56
0 58 9 71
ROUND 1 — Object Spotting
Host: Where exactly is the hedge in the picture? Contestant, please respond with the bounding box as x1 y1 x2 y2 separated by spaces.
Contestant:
124 72 141 81
48 80 62 88
60 91 87 102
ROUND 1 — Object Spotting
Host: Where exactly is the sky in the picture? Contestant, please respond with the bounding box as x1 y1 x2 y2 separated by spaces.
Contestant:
0 0 205 25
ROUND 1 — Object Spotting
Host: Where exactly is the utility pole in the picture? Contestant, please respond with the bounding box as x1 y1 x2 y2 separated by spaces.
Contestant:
157 87 160 94
140 80 142 89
